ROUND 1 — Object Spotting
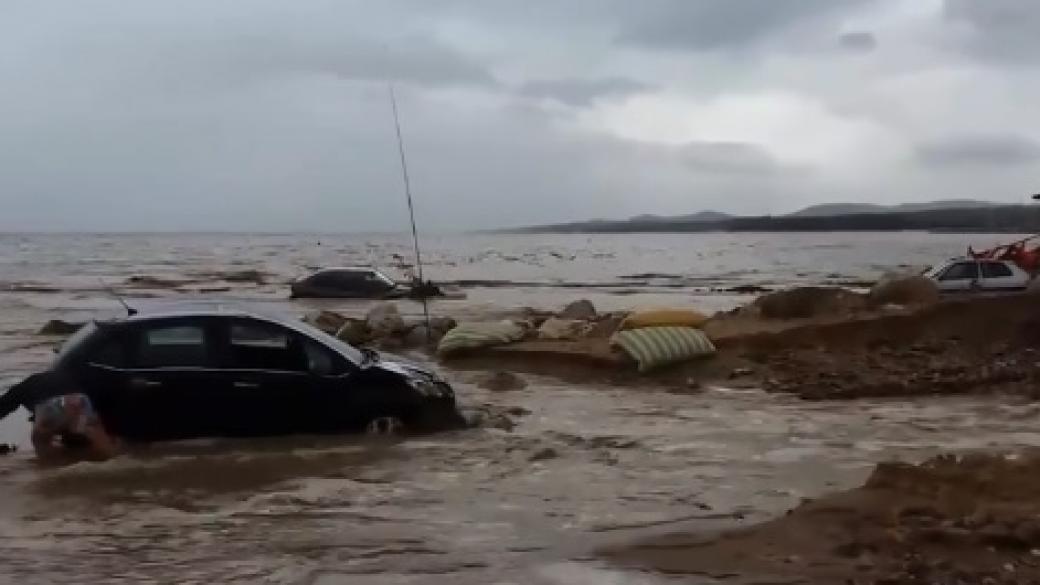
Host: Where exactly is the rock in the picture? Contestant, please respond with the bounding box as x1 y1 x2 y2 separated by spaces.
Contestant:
868 275 939 307
486 414 517 432
585 314 624 339
668 378 704 394
125 275 184 288
304 310 349 334
476 371 528 392
537 317 591 340
428 316 457 335
558 299 597 320
529 447 559 462
37 320 84 336
221 269 267 285
505 406 532 417
756 287 866 319
403 325 441 347
335 319 370 345
365 303 405 336
726 284 772 294
729 367 753 379
374 336 405 351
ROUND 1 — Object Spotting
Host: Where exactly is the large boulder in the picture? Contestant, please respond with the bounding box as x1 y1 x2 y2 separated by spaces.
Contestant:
537 317 591 340
304 310 349 334
403 325 449 347
428 316 457 336
585 313 625 339
868 275 940 307
335 319 371 345
366 302 406 336
558 299 597 320
756 287 866 319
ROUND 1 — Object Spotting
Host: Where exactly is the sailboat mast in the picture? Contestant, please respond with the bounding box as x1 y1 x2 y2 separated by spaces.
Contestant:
388 84 431 333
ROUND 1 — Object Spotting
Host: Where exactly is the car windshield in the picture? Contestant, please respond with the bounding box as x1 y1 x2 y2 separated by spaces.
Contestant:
55 321 98 359
370 269 396 287
923 263 948 279
281 318 364 365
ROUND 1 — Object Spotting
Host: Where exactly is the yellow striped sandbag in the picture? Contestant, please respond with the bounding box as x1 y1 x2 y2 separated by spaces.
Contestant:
620 309 708 330
611 326 716 372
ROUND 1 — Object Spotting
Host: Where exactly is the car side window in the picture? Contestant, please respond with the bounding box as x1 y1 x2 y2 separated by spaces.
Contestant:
226 320 308 372
981 262 1013 279
308 272 340 288
334 271 366 289
303 341 348 376
86 335 129 368
940 262 978 281
137 324 208 368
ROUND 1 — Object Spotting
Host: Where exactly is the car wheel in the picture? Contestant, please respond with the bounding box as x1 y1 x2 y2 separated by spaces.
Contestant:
366 416 405 436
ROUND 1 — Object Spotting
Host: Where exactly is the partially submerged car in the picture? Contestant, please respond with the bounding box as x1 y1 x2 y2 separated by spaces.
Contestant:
290 267 404 299
290 266 447 300
48 306 466 442
922 258 1030 293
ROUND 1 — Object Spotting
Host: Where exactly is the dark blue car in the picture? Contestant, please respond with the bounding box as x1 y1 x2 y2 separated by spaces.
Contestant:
49 307 465 441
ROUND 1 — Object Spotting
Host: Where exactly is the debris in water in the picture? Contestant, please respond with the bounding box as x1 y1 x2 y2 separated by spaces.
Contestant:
37 319 83 336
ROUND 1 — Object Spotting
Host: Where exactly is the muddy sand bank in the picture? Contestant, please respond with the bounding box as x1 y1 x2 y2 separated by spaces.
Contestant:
443 293 1040 400
604 451 1040 584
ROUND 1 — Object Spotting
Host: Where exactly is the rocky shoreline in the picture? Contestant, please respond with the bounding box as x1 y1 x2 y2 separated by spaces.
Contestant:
287 278 1040 404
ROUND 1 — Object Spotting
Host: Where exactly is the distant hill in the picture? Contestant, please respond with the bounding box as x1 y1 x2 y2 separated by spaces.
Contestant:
506 201 1034 234
629 211 733 223
789 203 885 217
791 200 997 217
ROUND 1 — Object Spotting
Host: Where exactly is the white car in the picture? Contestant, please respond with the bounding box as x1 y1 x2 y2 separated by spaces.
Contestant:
922 258 1031 293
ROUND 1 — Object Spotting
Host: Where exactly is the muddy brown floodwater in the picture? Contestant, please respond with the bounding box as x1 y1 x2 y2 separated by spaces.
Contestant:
3 360 1040 583
3 232 1040 583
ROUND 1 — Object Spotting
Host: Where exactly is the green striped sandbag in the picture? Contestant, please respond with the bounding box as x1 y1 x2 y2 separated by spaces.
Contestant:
611 326 716 372
437 321 526 357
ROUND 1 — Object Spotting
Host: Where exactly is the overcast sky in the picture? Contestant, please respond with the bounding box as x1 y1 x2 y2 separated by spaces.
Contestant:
2 0 1039 231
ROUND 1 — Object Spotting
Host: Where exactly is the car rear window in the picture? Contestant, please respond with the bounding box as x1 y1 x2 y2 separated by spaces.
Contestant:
982 262 1014 279
226 321 307 372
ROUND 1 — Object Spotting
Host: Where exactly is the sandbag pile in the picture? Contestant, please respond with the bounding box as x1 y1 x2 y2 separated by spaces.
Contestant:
610 308 716 372
436 321 527 357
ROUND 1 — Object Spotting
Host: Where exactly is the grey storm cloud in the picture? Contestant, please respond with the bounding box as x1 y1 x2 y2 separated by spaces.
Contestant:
196 35 500 89
615 0 867 50
943 0 1040 63
838 31 878 52
517 78 651 106
677 141 785 175
916 134 1040 167
0 0 1038 231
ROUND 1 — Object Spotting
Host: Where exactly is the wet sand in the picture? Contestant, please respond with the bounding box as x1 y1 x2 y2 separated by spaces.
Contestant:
605 451 1040 584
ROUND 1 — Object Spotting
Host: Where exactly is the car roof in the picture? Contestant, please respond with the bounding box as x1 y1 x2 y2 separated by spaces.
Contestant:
938 257 1013 265
65 303 364 366
310 266 382 274
103 303 299 327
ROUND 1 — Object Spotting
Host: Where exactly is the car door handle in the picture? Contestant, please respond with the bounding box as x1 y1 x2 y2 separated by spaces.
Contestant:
233 381 260 389
130 377 162 389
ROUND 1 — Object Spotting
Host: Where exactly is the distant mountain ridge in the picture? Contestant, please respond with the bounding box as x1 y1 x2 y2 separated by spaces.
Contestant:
629 211 733 223
790 200 997 217
506 199 1029 234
